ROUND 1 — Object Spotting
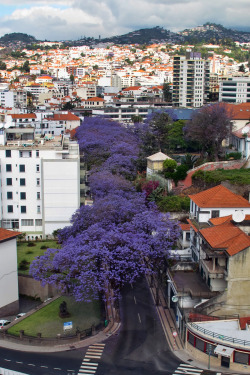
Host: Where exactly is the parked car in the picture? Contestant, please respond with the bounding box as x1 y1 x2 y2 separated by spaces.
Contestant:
0 319 10 329
15 313 26 320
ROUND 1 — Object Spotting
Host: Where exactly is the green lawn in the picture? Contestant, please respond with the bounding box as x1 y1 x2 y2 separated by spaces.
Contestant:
17 240 60 275
8 296 102 337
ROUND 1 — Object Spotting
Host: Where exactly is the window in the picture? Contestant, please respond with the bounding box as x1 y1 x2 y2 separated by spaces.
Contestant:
186 232 190 241
7 205 13 213
36 178 40 186
21 219 33 226
37 192 41 200
19 151 23 157
196 337 205 352
19 164 25 172
6 164 12 172
35 219 42 226
234 351 249 365
2 219 19 229
36 164 40 172
5 150 11 157
29 151 32 157
7 192 13 199
36 150 39 157
20 178 25 186
20 192 26 200
187 332 195 346
37 205 41 214
20 206 26 213
6 178 12 186
211 210 219 218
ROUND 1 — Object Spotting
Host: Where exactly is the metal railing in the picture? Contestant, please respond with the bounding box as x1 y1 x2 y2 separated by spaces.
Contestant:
188 322 250 347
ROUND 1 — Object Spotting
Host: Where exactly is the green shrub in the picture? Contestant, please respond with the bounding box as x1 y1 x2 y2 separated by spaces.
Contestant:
40 245 48 250
226 152 242 160
27 242 35 247
157 195 190 212
26 250 34 255
18 259 30 271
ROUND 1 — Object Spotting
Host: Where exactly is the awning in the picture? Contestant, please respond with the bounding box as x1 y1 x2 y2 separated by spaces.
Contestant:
214 345 234 358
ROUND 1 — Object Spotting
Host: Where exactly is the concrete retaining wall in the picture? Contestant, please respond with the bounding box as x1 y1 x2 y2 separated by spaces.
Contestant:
18 275 58 301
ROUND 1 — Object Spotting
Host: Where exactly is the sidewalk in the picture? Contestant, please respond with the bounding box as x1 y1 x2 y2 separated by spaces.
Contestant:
148 278 247 375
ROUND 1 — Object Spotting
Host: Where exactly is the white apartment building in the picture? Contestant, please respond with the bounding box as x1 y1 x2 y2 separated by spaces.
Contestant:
172 53 210 108
0 135 80 238
0 89 27 108
219 77 250 103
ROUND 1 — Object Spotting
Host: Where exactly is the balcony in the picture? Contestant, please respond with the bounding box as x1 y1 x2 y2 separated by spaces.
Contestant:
201 259 225 278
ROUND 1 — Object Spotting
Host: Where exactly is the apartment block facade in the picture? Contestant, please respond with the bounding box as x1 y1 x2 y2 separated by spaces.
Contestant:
172 53 210 108
0 136 80 238
219 77 250 103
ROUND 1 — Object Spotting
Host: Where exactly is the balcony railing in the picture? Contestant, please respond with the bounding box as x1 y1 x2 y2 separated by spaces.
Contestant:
188 322 250 348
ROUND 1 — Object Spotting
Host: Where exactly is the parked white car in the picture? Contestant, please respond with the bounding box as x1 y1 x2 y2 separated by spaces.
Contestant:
15 313 26 320
0 319 10 328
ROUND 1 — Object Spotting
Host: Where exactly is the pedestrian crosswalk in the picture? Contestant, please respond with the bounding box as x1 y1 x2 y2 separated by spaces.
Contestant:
77 343 105 375
173 363 203 375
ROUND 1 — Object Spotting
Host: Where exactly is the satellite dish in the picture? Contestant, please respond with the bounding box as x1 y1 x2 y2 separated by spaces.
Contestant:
241 125 249 134
232 210 245 223
172 295 179 303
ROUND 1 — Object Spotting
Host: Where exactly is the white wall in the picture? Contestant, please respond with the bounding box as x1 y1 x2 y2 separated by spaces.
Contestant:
0 238 18 309
42 159 80 235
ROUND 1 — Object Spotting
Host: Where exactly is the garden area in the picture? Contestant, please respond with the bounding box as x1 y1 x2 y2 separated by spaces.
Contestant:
8 296 102 337
17 240 60 275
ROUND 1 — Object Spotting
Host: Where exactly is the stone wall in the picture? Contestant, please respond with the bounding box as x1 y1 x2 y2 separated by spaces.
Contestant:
18 275 58 301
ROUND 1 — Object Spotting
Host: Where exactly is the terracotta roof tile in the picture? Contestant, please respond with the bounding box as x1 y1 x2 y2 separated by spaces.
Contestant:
189 185 250 208
11 113 36 119
200 222 250 256
0 228 21 242
180 223 190 231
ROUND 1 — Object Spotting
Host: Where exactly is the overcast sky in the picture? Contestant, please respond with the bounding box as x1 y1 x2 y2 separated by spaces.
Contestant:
0 0 249 41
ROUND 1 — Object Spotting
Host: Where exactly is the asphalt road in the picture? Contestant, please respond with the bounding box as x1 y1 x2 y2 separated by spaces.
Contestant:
97 277 181 374
0 277 182 374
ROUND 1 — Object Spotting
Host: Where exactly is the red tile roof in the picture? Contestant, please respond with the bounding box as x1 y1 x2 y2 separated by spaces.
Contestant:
189 185 250 208
200 221 250 256
179 223 190 231
50 112 80 121
11 113 36 119
0 228 21 242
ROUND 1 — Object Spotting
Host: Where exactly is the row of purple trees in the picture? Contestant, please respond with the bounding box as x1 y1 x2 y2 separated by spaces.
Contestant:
30 117 180 302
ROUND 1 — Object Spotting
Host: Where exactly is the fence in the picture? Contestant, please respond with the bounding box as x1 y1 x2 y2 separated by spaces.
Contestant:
188 321 250 347
0 322 104 347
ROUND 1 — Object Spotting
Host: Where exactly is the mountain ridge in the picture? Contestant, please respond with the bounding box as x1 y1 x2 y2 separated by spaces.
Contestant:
1 23 250 48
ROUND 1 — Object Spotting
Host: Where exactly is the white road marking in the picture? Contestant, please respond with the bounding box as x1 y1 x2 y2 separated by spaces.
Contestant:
138 312 141 323
134 295 137 304
173 363 203 375
16 361 23 364
53 368 61 370
83 361 99 365
85 355 101 359
4 359 11 361
28 364 35 366
41 365 48 368
78 370 96 374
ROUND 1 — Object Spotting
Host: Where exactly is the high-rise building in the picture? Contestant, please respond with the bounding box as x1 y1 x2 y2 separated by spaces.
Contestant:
0 135 80 238
219 77 250 103
172 53 210 108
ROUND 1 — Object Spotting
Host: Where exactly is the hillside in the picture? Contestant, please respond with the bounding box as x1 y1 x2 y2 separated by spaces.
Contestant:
179 23 250 44
0 32 37 48
1 23 250 48
67 23 250 47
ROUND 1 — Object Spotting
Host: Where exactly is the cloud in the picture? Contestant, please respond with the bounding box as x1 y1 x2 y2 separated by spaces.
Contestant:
0 0 249 41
